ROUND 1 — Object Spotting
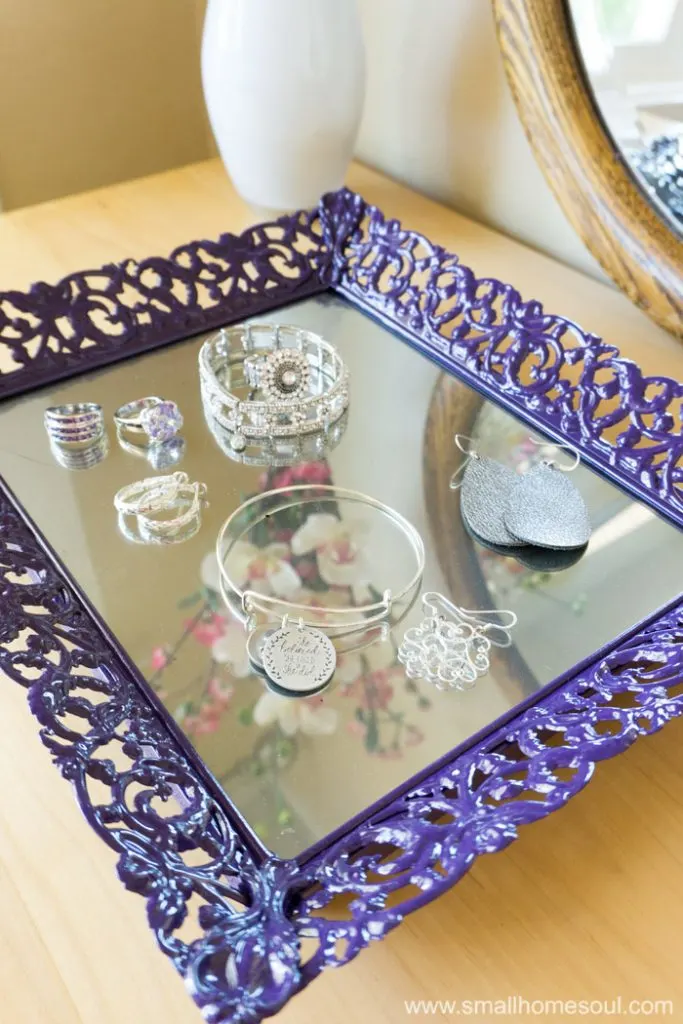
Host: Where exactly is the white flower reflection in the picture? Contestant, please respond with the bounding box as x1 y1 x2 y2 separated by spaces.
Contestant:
290 513 371 594
211 620 252 678
335 638 396 685
200 543 301 599
253 691 338 737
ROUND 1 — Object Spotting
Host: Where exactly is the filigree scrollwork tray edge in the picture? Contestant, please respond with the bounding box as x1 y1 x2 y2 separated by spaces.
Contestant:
1 188 682 1023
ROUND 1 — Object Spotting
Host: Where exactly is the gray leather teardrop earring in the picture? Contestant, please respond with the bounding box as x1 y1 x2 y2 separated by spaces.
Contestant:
504 446 591 550
451 435 519 547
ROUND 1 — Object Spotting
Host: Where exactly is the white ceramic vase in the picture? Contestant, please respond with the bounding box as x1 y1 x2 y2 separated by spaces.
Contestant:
201 0 365 212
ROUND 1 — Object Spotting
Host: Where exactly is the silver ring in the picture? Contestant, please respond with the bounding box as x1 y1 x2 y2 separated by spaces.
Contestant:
114 397 183 446
49 434 109 470
44 403 104 448
116 430 186 470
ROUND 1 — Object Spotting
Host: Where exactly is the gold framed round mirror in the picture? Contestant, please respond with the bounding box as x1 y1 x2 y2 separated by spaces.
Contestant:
494 0 683 339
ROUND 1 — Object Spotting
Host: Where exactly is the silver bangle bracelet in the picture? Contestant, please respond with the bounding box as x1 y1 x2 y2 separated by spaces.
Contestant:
199 324 349 448
214 485 425 695
203 395 348 466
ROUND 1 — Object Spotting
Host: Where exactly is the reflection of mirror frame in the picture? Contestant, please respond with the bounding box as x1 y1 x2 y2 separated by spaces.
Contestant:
494 0 683 339
1 187 682 1022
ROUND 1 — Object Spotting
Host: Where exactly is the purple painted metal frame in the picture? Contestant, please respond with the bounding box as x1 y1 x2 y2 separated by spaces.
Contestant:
1 188 682 1023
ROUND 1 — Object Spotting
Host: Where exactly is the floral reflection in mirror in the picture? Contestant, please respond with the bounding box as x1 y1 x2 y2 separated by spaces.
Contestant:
147 459 429 852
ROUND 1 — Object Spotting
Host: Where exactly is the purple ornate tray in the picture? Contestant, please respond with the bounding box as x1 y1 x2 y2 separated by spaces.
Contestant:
0 189 681 1023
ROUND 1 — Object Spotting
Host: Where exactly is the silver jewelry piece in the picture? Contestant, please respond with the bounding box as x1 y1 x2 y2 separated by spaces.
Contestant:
114 397 183 446
452 434 591 552
245 347 311 400
216 485 425 643
44 403 105 448
199 323 349 441
114 470 189 516
136 483 207 542
115 471 207 545
49 434 109 471
114 468 206 536
451 434 519 546
505 446 591 550
204 397 348 467
260 616 337 696
117 510 203 546
398 591 517 691
116 430 186 470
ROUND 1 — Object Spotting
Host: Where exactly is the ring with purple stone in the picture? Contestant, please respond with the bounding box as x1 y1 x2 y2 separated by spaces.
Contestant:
114 397 183 448
116 429 186 471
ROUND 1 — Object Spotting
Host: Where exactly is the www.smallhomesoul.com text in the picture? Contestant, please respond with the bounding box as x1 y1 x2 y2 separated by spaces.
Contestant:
403 996 674 1017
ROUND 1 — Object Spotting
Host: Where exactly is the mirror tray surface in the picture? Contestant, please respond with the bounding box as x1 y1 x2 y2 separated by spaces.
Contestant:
1 294 680 857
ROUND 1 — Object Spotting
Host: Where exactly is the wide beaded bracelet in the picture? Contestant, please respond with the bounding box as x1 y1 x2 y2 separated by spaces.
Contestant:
199 323 349 449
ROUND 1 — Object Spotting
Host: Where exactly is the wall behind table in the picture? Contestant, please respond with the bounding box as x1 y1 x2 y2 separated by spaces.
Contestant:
356 0 606 281
0 0 212 210
0 0 603 283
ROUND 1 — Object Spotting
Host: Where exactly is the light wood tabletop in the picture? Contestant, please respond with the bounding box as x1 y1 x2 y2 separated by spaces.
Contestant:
1 160 682 1024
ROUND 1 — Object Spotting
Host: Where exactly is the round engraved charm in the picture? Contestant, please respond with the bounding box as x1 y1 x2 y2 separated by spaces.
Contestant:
260 623 336 695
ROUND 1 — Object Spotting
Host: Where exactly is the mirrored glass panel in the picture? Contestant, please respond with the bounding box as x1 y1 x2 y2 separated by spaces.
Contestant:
0 294 680 857
569 0 683 233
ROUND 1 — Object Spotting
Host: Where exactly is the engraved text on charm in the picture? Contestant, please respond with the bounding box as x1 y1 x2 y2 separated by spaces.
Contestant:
261 624 336 695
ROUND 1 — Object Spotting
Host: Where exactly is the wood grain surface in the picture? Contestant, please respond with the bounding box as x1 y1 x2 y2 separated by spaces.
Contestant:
0 159 682 1023
493 0 683 340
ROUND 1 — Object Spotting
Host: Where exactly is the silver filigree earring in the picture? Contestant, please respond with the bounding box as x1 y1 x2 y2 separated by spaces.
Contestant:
504 443 591 550
398 592 516 691
450 434 520 547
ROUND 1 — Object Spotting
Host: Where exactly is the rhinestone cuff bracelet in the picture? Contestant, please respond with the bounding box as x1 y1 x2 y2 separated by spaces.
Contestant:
198 324 349 446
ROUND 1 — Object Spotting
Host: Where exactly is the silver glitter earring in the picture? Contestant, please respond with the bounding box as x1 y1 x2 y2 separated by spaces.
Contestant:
504 442 591 550
398 592 517 691
450 434 520 547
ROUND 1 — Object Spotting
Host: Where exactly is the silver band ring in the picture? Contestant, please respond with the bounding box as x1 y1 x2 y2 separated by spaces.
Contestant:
114 397 183 446
49 435 109 470
44 403 104 448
